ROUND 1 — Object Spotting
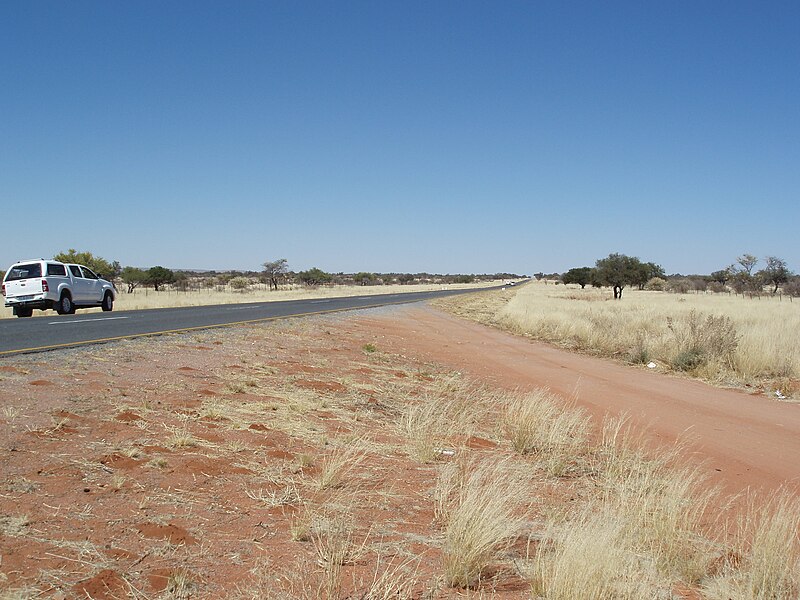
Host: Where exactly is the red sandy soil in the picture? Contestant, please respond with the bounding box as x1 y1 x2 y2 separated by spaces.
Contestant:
0 305 797 598
352 307 800 499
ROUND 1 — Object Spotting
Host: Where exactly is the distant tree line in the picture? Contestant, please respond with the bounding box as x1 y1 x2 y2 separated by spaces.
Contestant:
37 250 524 294
558 253 797 299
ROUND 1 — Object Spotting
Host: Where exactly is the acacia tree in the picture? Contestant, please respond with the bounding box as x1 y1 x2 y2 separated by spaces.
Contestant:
262 259 289 291
729 254 761 294
562 267 594 289
297 267 331 286
758 256 791 294
146 266 175 291
121 266 147 293
737 254 759 275
594 253 644 299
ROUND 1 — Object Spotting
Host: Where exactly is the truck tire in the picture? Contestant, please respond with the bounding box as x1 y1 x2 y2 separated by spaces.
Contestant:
55 293 75 315
14 306 33 318
101 292 114 312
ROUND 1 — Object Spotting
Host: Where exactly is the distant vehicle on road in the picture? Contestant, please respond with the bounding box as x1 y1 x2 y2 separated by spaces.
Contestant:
2 259 116 318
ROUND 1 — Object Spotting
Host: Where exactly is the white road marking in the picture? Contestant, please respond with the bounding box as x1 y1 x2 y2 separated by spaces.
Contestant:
310 300 333 304
226 305 263 310
49 316 130 325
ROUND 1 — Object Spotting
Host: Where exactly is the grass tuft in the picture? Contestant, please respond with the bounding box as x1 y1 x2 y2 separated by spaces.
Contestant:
440 459 525 588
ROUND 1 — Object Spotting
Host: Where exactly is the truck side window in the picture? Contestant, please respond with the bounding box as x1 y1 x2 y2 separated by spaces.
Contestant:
81 268 99 280
47 263 67 276
70 265 83 278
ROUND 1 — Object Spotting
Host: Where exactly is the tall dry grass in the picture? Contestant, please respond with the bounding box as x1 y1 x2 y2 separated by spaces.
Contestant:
501 388 590 477
436 282 800 396
530 507 661 599
437 459 526 588
703 493 800 599
400 376 499 462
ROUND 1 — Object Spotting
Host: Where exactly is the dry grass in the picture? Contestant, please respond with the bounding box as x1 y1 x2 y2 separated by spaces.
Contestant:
312 513 368 599
316 440 368 491
703 492 800 599
529 507 661 599
501 389 590 476
438 459 527 588
401 376 499 463
435 281 800 396
594 415 721 582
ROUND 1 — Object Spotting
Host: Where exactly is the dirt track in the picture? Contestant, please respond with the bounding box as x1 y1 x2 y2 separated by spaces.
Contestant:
354 306 800 497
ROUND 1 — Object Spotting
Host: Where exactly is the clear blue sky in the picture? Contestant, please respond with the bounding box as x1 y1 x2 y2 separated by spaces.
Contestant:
2 1 798 275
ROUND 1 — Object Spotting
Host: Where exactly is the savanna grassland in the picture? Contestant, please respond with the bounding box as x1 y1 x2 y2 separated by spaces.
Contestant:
434 281 800 399
2 308 799 599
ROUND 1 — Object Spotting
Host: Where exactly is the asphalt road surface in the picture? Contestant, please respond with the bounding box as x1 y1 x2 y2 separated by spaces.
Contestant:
0 286 500 356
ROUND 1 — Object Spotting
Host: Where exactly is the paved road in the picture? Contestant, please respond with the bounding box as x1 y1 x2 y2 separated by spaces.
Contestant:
0 287 499 356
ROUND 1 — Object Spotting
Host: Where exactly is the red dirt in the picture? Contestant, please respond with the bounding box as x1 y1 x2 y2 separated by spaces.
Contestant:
353 306 800 498
0 304 797 597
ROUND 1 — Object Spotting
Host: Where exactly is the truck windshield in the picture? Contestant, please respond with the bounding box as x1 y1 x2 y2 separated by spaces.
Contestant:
6 263 42 281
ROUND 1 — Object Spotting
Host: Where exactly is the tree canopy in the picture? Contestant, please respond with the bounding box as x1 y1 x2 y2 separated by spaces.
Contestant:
146 266 175 291
594 253 645 299
54 249 119 279
121 266 147 293
562 267 594 289
297 267 332 286
262 259 289 291
758 256 792 294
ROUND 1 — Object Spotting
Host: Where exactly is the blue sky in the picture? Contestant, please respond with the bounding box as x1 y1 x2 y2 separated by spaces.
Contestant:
2 2 798 275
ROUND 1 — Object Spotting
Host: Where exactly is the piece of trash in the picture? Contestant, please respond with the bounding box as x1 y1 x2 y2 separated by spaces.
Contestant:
435 448 456 457
647 362 657 369
775 390 787 400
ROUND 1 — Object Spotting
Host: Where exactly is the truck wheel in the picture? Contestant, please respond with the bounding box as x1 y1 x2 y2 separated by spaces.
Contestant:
56 293 74 315
14 307 33 318
101 292 114 312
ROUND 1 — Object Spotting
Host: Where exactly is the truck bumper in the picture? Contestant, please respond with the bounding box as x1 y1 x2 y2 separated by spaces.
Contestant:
5 298 53 310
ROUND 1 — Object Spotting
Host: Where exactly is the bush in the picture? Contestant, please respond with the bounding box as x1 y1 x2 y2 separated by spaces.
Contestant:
644 277 667 291
666 278 692 294
707 281 727 294
783 278 800 298
229 276 250 291
667 311 738 372
672 349 706 372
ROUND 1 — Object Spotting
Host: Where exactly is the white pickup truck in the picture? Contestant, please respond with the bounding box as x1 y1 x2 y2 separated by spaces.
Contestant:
2 259 116 318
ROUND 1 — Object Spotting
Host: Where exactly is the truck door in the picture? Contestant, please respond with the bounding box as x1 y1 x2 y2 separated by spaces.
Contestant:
68 265 88 303
79 267 103 303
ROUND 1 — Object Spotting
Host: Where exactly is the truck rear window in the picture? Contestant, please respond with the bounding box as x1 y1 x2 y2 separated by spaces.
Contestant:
6 263 42 281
